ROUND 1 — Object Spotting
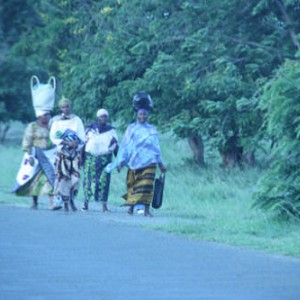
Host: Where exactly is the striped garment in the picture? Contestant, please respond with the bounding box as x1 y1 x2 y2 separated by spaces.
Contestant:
123 164 156 205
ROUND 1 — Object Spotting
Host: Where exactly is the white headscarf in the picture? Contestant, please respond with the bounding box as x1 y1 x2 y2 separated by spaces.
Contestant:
35 110 50 118
97 109 109 118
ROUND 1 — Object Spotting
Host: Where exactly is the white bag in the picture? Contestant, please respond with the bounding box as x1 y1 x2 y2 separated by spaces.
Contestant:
15 152 39 187
85 129 117 156
31 76 56 115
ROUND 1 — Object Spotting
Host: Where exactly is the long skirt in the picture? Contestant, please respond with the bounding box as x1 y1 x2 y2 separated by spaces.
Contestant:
83 153 112 203
16 170 53 197
54 152 81 200
123 164 156 206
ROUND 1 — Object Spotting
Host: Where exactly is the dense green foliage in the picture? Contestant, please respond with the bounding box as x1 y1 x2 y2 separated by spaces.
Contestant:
255 58 300 218
1 0 300 217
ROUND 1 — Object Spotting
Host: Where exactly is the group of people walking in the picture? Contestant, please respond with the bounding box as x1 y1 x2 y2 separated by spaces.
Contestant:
14 86 166 217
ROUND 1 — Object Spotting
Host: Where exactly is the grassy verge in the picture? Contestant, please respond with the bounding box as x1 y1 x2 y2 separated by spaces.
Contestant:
1 127 300 257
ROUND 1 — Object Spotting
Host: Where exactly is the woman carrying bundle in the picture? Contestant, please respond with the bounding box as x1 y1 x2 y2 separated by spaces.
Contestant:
82 109 118 212
105 92 166 217
50 97 85 212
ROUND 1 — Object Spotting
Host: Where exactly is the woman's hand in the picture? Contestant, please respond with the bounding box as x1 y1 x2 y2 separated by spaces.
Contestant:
28 156 35 167
159 163 167 173
63 140 78 148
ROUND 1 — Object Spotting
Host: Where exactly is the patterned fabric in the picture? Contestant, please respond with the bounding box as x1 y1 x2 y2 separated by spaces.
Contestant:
105 122 162 172
54 152 81 198
123 164 156 205
50 114 85 151
16 170 53 197
50 114 85 200
14 147 56 195
16 122 54 197
22 122 53 152
83 153 112 203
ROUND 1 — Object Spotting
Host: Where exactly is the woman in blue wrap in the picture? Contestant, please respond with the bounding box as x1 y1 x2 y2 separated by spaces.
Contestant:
105 92 166 217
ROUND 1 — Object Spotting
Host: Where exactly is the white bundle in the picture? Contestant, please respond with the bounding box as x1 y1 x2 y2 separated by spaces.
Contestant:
85 129 118 156
31 75 56 117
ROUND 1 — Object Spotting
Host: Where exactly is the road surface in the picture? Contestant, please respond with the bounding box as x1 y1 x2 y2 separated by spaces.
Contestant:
0 205 300 300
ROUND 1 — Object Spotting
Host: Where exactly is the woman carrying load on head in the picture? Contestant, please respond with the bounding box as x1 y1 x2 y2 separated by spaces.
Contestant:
14 76 57 210
82 109 118 213
105 92 167 217
49 97 85 212
15 111 56 209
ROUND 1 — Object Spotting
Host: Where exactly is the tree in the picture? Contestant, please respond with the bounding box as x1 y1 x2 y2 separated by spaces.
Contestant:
10 0 300 168
0 0 44 142
254 56 300 218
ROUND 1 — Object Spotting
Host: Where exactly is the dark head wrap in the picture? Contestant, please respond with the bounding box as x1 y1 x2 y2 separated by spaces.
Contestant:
132 91 153 112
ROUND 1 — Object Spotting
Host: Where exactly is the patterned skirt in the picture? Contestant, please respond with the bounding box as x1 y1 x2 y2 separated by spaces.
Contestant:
54 152 81 199
83 153 112 203
123 164 156 206
16 170 53 197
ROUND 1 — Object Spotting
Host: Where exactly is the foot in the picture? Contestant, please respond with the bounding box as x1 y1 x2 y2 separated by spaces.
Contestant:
81 201 88 211
127 206 134 215
144 211 154 217
31 197 38 209
51 205 62 211
70 200 77 212
144 205 153 217
64 202 69 212
102 203 111 213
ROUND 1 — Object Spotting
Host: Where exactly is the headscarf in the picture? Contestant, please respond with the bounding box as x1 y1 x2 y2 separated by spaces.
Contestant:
58 96 72 107
97 108 109 118
36 110 51 118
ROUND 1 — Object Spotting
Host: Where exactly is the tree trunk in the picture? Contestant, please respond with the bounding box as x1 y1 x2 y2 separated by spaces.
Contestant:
0 123 10 144
188 135 205 166
220 146 243 168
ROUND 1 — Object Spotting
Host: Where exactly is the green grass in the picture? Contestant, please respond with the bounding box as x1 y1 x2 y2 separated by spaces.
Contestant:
1 125 300 257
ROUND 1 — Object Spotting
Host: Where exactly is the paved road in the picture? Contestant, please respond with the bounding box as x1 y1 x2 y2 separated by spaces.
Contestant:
0 205 300 300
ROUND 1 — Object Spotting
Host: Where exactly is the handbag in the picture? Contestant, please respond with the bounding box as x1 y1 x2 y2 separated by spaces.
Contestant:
152 173 166 209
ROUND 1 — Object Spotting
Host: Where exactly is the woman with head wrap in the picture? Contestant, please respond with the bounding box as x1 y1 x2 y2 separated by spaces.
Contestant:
105 92 166 217
14 76 57 209
50 97 85 212
15 110 56 209
82 109 118 212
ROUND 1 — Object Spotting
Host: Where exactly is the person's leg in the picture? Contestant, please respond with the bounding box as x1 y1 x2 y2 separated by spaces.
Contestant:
127 205 134 215
82 154 92 210
62 195 69 212
144 204 153 217
31 196 38 209
99 164 111 213
51 195 63 210
125 169 135 215
70 189 78 212
49 195 54 209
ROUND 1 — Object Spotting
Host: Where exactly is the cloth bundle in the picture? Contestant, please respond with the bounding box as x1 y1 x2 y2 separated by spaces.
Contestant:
31 75 56 117
85 129 118 156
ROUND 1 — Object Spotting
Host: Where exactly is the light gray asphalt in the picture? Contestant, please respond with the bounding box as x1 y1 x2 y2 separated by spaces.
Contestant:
0 205 300 300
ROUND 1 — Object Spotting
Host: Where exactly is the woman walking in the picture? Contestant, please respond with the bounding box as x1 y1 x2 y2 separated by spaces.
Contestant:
50 97 85 212
82 109 118 212
106 92 166 217
15 111 56 209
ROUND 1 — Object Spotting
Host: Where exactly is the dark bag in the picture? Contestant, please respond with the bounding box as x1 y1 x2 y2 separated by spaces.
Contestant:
152 174 165 209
